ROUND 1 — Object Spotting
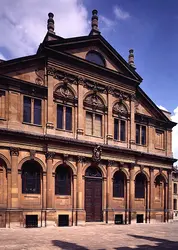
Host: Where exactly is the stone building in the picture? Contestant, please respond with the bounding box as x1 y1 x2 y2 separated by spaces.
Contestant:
0 10 176 228
173 166 178 220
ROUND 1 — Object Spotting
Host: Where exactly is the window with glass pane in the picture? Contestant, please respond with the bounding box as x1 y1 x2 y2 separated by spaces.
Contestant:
57 105 63 129
55 166 71 195
114 119 119 140
136 124 140 144
113 171 125 198
141 126 146 145
135 173 145 198
23 96 31 123
120 120 126 141
65 107 72 131
95 114 102 137
34 99 41 125
22 162 40 194
86 112 92 135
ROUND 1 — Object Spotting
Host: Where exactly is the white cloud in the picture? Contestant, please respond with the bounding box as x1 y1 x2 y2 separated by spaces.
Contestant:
100 15 116 32
0 53 6 61
113 5 130 20
0 0 90 59
171 107 178 161
157 105 168 111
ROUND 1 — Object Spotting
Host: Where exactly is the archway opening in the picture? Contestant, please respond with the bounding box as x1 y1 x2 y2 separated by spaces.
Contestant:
85 166 103 222
22 160 42 194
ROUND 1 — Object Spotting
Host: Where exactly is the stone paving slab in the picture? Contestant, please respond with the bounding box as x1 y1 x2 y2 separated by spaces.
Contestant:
0 223 178 249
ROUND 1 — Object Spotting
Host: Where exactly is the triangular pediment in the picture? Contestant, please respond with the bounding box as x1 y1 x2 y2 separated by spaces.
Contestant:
42 34 142 83
136 87 173 124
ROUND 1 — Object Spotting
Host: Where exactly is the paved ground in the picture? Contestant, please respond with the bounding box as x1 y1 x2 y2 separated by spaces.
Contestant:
0 223 178 250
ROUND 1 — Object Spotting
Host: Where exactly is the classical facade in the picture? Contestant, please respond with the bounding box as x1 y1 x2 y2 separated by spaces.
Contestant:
0 10 176 228
172 166 178 220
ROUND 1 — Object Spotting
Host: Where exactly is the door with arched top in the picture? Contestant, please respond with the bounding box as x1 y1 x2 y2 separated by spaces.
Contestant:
85 166 102 222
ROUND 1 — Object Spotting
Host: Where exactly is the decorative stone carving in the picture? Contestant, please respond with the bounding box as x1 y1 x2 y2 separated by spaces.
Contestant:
35 69 45 85
108 160 115 167
54 83 77 104
140 165 144 172
46 152 55 160
92 145 102 162
113 102 128 117
30 150 36 160
84 93 105 111
63 154 68 163
77 156 85 163
10 147 19 156
47 67 77 84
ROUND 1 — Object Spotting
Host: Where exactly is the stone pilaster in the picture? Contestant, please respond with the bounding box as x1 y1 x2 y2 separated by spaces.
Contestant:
129 164 135 223
168 170 173 221
107 160 114 223
10 147 19 208
149 167 154 223
76 156 85 224
46 152 55 209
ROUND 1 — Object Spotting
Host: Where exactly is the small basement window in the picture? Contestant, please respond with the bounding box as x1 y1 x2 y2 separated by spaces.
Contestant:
58 215 69 227
26 215 38 228
115 214 123 224
136 214 144 223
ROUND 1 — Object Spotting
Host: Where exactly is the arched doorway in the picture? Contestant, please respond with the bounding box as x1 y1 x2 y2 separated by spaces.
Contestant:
85 166 103 222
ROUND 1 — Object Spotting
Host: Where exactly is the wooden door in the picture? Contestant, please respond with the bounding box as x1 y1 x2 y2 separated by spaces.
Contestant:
85 178 102 222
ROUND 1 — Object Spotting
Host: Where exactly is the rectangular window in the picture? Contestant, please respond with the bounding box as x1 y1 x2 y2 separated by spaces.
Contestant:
136 124 146 145
95 114 102 137
155 129 164 149
57 105 63 129
120 120 126 141
114 118 126 142
136 124 140 144
0 90 5 119
23 96 31 123
65 107 72 131
85 112 102 137
34 99 41 125
141 126 146 145
86 112 93 135
114 119 119 140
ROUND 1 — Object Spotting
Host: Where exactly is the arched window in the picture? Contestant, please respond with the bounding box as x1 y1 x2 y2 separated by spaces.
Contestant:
86 51 105 67
84 93 106 137
22 161 41 194
55 165 71 195
135 173 147 198
54 82 77 131
155 175 165 200
113 171 125 198
85 166 102 178
113 102 128 142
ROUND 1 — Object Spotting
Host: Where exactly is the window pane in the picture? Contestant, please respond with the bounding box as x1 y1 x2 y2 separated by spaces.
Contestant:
65 107 72 131
86 112 92 135
120 120 126 141
95 114 102 137
55 167 71 195
23 96 31 123
114 119 119 140
34 99 41 125
141 126 146 145
136 124 140 144
57 105 63 129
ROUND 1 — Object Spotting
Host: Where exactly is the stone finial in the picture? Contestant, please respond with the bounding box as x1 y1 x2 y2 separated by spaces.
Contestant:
47 12 55 34
89 9 100 35
128 49 136 70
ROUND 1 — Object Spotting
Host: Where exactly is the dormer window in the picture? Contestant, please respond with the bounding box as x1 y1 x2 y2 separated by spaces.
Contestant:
86 51 105 67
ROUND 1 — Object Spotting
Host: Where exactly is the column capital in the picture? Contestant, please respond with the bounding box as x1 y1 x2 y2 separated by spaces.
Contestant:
150 166 154 173
77 156 85 163
46 152 55 160
10 147 19 156
107 160 115 167
129 163 135 170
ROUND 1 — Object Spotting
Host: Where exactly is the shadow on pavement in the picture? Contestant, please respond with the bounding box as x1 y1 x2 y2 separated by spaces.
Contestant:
52 234 178 250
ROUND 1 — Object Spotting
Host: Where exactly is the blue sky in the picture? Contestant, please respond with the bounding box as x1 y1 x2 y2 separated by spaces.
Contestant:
0 0 178 159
